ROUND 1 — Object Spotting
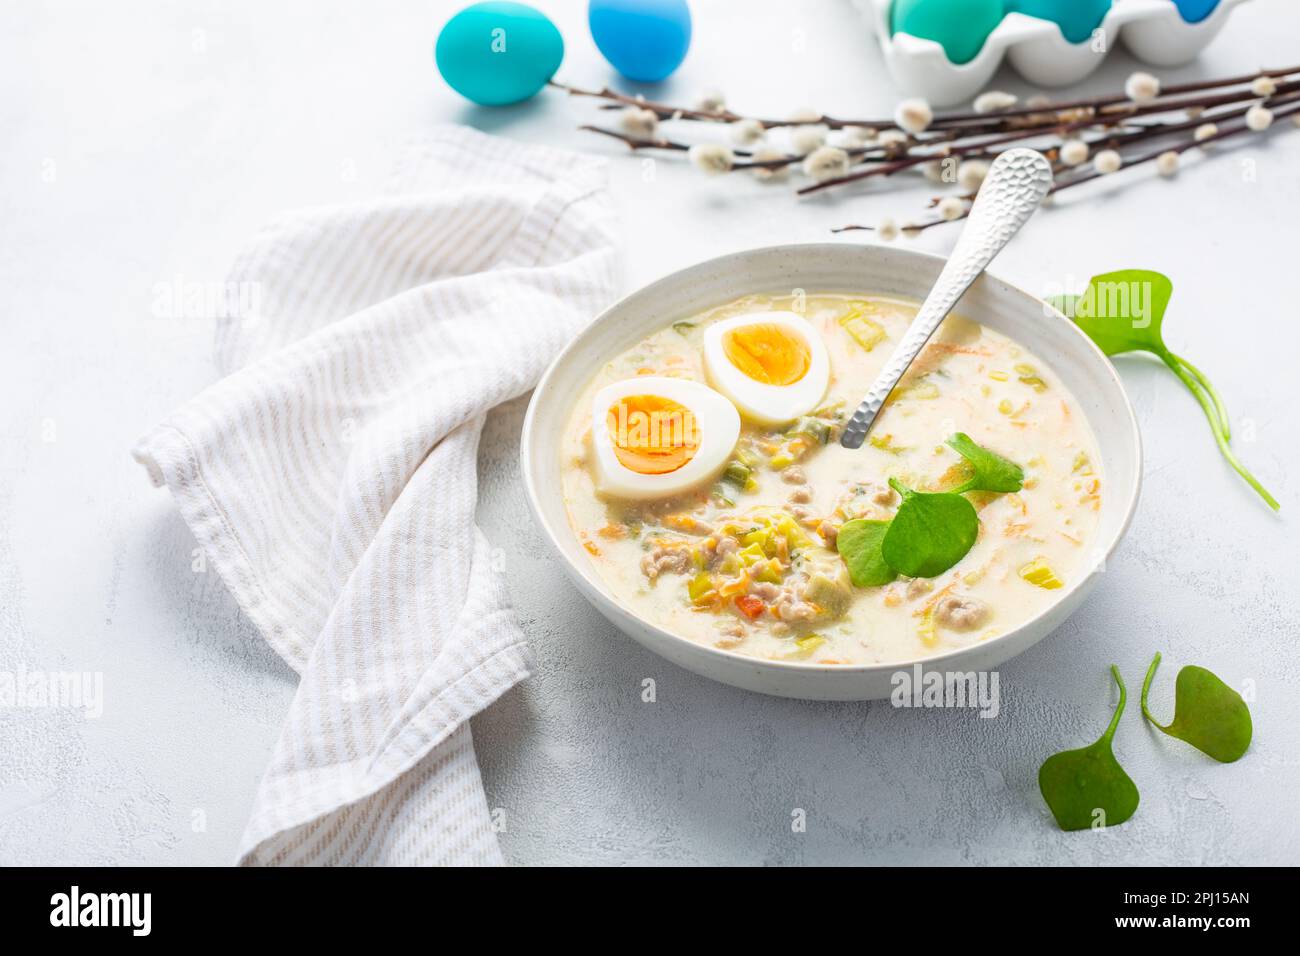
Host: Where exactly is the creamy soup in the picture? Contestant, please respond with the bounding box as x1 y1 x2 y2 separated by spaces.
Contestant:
562 293 1102 665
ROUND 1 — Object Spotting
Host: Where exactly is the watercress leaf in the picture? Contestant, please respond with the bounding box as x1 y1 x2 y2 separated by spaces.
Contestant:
836 519 896 587
881 488 978 578
1054 269 1172 357
1038 665 1140 832
1057 270 1278 510
946 432 1024 494
1046 293 1081 321
1140 653 1252 763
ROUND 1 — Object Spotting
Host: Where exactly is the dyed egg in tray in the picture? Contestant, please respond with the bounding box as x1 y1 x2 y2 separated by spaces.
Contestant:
854 0 1253 106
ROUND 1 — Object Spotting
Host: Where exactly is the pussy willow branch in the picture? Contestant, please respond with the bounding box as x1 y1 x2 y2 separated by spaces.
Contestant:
922 64 1300 128
796 112 1140 196
552 65 1300 133
577 105 1101 183
919 89 1300 208
1089 88 1300 154
571 73 1300 200
801 77 1300 197
560 65 1300 236
578 124 689 153
578 125 903 172
1048 99 1300 202
836 98 1300 236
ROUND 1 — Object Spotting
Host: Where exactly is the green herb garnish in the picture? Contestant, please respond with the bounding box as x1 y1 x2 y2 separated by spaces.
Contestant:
671 321 696 336
946 432 1025 493
1038 665 1141 832
881 479 979 578
1050 269 1278 511
835 519 896 587
837 434 1023 583
1140 653 1252 763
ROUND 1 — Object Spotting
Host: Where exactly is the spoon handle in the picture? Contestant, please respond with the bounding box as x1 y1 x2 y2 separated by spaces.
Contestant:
838 148 1054 449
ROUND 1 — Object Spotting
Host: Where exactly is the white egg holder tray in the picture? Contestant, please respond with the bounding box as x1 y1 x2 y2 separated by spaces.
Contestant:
855 0 1252 106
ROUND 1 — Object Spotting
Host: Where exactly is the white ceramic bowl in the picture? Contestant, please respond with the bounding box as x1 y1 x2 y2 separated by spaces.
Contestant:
521 244 1141 700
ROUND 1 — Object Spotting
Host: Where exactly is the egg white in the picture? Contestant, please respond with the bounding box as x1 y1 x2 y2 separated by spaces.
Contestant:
702 311 830 426
590 376 741 500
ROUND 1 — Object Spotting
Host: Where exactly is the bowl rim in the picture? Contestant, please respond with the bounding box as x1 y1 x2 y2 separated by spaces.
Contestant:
520 242 1143 677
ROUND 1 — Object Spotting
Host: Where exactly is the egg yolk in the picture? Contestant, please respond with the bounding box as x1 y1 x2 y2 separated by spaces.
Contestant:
722 324 810 386
606 395 700 475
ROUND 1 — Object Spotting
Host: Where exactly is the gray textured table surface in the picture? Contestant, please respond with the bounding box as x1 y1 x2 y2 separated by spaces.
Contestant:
2 0 1297 866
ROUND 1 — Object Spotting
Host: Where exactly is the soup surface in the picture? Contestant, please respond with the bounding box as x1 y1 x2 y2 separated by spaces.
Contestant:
562 293 1103 665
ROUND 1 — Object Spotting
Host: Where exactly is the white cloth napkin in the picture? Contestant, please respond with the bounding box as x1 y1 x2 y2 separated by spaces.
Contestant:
134 127 619 865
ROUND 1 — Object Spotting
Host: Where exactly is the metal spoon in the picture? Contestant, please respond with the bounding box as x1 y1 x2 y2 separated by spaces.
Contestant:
838 148 1054 449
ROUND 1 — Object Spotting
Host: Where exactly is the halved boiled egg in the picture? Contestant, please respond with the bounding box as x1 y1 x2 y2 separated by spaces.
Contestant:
702 311 830 426
590 376 740 500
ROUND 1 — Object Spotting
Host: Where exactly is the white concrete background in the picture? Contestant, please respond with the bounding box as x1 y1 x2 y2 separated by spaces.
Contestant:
1 0 1297 866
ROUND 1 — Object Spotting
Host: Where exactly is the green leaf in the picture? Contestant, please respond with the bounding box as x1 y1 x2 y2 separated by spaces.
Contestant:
1050 269 1277 511
946 432 1024 494
881 480 979 578
1048 293 1081 322
1140 653 1252 763
1049 269 1172 356
836 519 896 587
1038 665 1141 832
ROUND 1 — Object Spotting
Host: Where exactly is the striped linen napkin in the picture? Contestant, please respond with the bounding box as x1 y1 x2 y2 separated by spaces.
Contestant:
134 127 619 865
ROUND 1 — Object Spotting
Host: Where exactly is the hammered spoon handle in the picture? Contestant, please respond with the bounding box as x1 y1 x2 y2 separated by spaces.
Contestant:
839 148 1054 449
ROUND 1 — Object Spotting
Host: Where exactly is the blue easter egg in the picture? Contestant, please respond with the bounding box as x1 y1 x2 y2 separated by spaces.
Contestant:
890 0 1004 65
1172 0 1219 23
589 0 692 82
1006 0 1112 44
435 2 564 106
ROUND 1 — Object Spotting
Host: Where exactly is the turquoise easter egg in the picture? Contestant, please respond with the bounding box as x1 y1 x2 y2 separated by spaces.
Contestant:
435 2 564 106
589 0 692 83
889 0 1004 65
1006 0 1112 44
1173 0 1219 22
